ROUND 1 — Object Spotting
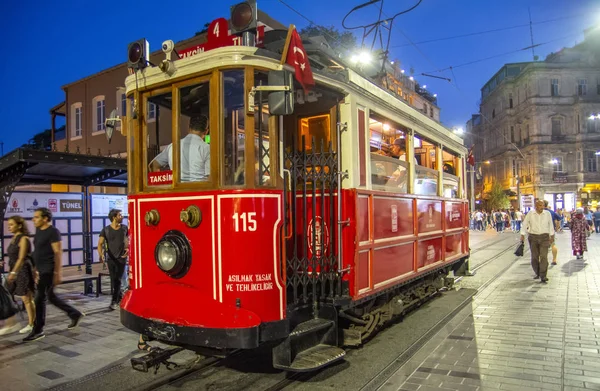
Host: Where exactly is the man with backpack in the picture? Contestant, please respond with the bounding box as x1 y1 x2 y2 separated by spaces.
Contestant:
97 209 129 310
494 210 504 233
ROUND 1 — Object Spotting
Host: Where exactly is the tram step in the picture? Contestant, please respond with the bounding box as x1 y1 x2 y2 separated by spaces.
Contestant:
274 344 346 372
289 318 334 338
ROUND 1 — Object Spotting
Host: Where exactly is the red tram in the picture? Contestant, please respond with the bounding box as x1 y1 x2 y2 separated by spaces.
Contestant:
119 1 470 372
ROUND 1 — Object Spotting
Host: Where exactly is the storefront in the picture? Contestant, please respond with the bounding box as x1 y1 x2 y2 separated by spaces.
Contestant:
543 192 575 212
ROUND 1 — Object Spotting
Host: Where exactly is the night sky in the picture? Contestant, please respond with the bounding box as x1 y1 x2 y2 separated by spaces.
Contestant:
0 0 598 154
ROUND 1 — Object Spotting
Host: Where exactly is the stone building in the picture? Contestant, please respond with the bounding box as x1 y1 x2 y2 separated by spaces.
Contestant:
474 26 600 212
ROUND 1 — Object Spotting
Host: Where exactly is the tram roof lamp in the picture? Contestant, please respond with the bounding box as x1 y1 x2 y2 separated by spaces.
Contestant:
127 39 150 70
230 0 257 34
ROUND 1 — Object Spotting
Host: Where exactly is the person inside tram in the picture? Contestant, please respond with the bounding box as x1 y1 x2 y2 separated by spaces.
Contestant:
390 138 407 160
149 114 210 182
443 163 455 175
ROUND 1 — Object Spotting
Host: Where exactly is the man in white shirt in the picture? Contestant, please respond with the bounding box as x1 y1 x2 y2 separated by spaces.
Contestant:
520 199 555 283
149 115 210 182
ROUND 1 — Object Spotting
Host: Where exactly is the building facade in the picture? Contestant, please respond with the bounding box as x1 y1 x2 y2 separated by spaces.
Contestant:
474 26 600 212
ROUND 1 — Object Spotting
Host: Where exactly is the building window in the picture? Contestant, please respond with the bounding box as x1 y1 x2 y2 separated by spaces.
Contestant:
70 103 82 139
492 109 495 118
597 78 600 95
148 102 156 122
510 126 515 143
429 106 433 118
512 159 517 177
121 94 127 117
578 79 587 96
587 114 598 133
587 151 597 172
551 79 559 96
508 93 513 109
552 157 563 172
551 118 562 137
92 96 106 133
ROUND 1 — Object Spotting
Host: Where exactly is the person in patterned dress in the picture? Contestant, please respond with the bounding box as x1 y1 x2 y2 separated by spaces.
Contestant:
570 208 590 260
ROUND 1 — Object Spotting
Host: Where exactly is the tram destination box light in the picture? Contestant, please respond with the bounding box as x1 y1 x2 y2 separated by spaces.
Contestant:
128 38 150 70
230 0 258 34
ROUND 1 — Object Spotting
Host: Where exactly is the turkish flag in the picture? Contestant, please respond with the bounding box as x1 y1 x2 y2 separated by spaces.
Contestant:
286 28 315 92
467 145 475 167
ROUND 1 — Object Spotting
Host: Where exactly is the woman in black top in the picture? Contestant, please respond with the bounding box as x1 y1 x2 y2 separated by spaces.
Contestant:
6 216 36 334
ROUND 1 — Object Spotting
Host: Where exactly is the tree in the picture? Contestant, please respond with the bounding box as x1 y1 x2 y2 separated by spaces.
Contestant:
486 182 510 211
299 25 357 53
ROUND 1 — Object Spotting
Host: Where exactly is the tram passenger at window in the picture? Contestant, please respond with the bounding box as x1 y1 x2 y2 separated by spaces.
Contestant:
149 115 210 182
389 138 406 160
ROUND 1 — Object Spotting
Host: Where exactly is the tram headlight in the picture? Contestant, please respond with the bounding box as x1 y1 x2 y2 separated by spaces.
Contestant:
154 230 191 279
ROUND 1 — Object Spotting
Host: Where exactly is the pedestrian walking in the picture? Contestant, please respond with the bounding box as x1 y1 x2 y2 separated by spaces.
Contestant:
520 199 555 283
593 207 600 234
544 200 560 265
3 216 36 334
514 209 523 232
97 209 129 310
570 208 591 260
23 207 84 342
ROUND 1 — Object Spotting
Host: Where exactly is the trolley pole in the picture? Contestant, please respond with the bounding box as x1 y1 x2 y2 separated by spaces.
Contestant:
516 175 521 212
470 167 475 213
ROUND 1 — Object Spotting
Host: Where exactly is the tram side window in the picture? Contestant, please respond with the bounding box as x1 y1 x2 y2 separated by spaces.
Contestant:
145 91 174 187
368 113 409 193
414 135 439 196
443 149 460 198
222 70 246 185
176 81 211 183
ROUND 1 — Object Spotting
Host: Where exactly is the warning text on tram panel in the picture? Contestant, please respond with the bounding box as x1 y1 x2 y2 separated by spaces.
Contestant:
226 273 274 292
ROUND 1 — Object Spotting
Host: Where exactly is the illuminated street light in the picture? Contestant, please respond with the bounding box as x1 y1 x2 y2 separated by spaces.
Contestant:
383 123 390 131
433 93 438 97
422 84 427 89
351 51 372 64
551 158 559 164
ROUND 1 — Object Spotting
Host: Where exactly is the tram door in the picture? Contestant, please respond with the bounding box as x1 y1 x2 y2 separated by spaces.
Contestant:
282 98 346 310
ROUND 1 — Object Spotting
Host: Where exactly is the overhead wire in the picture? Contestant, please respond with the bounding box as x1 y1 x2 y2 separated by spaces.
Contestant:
377 4 525 157
390 13 584 48
422 31 582 74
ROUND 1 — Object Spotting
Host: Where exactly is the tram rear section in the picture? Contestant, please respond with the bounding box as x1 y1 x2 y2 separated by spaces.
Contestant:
119 1 471 372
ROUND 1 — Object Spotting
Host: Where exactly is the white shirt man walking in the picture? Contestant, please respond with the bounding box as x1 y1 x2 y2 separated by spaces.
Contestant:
520 199 555 283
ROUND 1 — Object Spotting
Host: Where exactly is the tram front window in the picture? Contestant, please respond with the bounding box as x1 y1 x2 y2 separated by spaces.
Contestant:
146 80 211 186
145 91 174 187
223 70 246 186
177 81 211 183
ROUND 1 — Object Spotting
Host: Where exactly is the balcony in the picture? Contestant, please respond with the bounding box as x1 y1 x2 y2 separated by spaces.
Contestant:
577 171 600 184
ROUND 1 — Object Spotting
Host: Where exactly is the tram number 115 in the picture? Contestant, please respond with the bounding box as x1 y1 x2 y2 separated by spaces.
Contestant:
233 212 257 232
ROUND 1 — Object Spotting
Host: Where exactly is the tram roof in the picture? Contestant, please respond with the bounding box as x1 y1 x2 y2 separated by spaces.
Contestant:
0 147 127 188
